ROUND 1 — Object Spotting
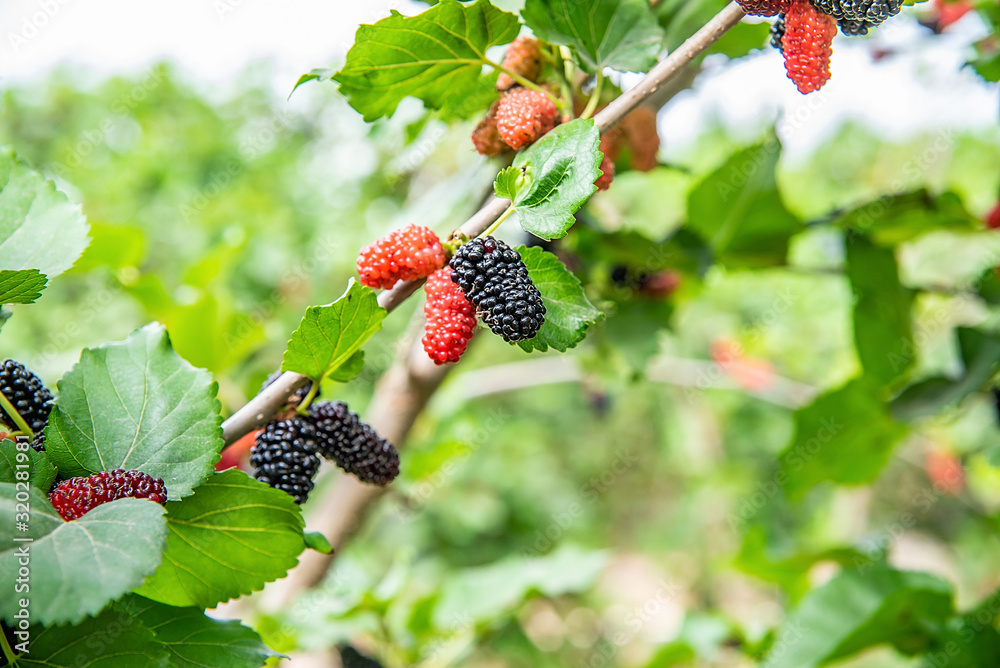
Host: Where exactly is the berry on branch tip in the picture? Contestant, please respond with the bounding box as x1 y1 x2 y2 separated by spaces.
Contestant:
356 224 447 290
423 267 477 365
306 401 400 486
250 418 322 504
449 237 546 343
782 0 837 94
49 469 168 521
495 87 558 151
497 36 543 92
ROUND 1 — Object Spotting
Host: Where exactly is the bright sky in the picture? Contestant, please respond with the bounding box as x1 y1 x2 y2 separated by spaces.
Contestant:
0 0 997 158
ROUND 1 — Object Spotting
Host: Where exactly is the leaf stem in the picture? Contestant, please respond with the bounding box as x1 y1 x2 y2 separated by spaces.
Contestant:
479 205 517 239
0 628 18 667
579 72 604 120
295 379 320 416
550 46 576 119
0 393 32 439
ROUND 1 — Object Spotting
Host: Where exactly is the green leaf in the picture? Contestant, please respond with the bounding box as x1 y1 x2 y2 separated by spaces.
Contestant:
12 607 170 668
333 0 520 121
778 377 906 499
498 119 602 241
765 567 953 668
289 67 336 98
434 544 606 626
654 0 728 52
328 350 366 384
522 0 666 73
838 190 980 246
686 139 802 268
117 595 280 668
515 246 603 353
0 147 89 277
282 279 386 382
890 328 1000 421
846 237 914 387
45 323 224 500
0 484 167 626
0 268 47 304
135 469 305 608
304 531 334 554
0 438 56 490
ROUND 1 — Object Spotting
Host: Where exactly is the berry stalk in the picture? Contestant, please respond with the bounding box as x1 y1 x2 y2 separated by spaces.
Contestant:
0 392 32 438
579 71 605 121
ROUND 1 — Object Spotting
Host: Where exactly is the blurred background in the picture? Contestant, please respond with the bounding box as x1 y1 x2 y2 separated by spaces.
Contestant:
2 0 1000 666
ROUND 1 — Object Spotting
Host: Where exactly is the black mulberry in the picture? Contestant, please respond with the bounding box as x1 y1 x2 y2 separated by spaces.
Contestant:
250 418 322 504
808 0 903 31
306 401 399 486
0 359 53 448
449 237 546 343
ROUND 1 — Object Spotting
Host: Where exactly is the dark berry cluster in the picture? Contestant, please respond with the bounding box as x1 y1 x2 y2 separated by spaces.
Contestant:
0 359 53 451
250 419 323 504
736 0 788 16
307 401 400 486
449 237 545 343
49 469 168 521
809 0 903 33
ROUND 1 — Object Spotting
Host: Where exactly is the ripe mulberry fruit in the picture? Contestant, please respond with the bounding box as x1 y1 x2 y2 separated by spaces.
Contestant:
495 87 558 150
737 0 788 16
809 0 903 25
356 224 447 290
472 100 509 156
250 419 322 504
49 469 168 521
0 359 53 449
782 0 838 94
423 267 476 365
306 401 400 486
449 237 546 343
496 36 543 91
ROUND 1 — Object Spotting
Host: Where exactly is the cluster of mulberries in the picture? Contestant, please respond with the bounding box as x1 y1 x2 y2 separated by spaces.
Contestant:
422 266 477 365
449 236 546 343
249 391 400 503
0 359 53 451
595 138 616 192
49 469 168 521
472 36 558 155
768 0 903 93
356 224 446 290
